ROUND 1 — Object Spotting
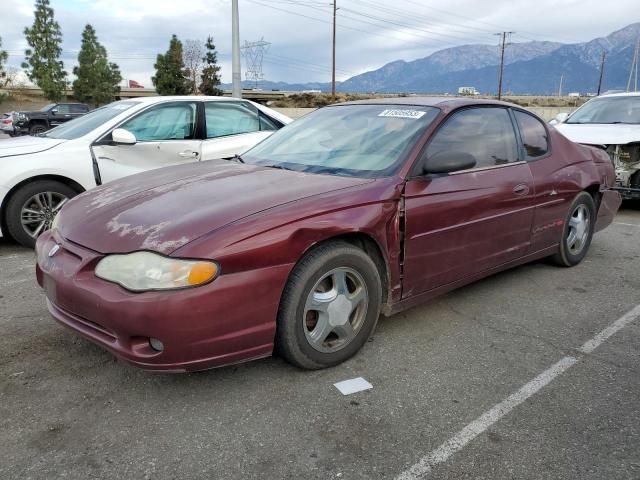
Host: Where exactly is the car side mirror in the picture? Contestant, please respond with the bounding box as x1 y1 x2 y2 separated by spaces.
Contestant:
551 112 569 125
111 128 137 145
423 151 477 175
51 109 58 115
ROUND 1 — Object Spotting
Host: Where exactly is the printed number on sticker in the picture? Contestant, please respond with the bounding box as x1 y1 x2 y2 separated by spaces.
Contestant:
378 109 426 119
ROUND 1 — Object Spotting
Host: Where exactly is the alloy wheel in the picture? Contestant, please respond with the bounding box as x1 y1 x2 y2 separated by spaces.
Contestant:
566 204 590 255
303 267 369 353
20 192 68 238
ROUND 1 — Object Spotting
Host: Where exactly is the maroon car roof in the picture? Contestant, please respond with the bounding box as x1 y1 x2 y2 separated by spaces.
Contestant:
336 96 518 113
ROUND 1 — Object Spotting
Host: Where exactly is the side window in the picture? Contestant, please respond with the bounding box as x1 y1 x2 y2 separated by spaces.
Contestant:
514 110 549 159
426 107 519 169
55 105 71 114
71 104 88 114
205 102 259 139
120 102 197 141
259 112 280 131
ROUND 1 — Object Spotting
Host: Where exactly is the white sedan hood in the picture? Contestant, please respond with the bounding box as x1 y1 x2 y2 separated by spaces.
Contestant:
554 123 640 145
0 136 66 158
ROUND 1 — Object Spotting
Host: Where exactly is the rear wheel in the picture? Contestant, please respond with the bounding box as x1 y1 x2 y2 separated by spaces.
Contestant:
5 180 77 248
276 240 382 369
552 192 596 267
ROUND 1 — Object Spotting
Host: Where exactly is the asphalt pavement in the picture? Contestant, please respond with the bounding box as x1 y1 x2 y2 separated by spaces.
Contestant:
0 207 639 480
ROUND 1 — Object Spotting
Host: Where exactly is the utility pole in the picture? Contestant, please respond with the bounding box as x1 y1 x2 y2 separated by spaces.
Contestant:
633 38 640 92
558 74 564 97
496 32 513 100
596 51 606 95
627 39 639 92
331 0 337 98
231 0 242 98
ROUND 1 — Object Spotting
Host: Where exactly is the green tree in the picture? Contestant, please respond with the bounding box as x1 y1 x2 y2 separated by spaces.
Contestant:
22 0 67 101
72 24 122 106
0 37 7 104
0 36 8 86
152 34 190 95
199 36 223 96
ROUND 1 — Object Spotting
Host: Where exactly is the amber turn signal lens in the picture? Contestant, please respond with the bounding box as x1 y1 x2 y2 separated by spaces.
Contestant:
188 263 218 286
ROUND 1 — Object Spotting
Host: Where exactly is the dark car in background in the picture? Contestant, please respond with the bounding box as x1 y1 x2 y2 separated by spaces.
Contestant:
13 103 90 136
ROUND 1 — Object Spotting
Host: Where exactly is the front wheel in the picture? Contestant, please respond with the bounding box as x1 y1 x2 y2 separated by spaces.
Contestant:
5 180 78 248
276 241 383 369
553 192 596 267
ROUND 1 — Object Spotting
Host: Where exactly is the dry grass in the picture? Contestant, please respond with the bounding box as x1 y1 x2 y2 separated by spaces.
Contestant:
271 92 591 109
0 91 51 112
272 93 382 108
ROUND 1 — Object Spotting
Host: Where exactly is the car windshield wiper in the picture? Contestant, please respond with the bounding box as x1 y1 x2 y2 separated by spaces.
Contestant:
263 164 294 171
230 154 245 164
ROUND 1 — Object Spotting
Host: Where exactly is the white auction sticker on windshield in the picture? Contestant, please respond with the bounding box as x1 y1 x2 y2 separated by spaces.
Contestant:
378 109 426 119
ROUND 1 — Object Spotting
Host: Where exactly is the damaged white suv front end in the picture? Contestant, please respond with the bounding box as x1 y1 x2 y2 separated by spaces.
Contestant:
553 92 640 200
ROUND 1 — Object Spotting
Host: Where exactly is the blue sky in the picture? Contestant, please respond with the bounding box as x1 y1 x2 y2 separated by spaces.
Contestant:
2 0 640 86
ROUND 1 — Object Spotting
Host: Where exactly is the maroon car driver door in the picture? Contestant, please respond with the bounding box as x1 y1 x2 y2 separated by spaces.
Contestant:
402 106 536 298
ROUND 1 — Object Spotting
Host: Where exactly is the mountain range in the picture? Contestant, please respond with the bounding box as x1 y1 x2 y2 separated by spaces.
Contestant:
224 22 640 95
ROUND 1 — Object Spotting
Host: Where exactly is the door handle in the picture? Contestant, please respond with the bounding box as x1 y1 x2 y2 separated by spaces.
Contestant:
512 184 530 196
178 151 199 158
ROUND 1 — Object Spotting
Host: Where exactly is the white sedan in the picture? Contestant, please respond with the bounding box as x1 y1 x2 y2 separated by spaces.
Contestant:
0 96 292 247
551 92 640 200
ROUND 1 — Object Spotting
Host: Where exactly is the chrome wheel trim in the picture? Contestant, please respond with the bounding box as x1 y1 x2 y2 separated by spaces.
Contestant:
566 204 590 255
303 267 369 354
20 192 68 238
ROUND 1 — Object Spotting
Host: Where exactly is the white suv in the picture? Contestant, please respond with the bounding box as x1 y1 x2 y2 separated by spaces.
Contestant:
0 96 292 247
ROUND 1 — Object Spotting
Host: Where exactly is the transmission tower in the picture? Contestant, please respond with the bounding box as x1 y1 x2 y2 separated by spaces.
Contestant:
241 38 271 89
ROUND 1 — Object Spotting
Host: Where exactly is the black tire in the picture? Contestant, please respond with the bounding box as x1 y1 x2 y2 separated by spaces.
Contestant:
552 192 596 267
276 240 383 369
29 123 47 136
5 180 78 248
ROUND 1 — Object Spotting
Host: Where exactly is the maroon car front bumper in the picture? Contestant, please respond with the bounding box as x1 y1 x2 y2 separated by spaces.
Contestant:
35 230 292 372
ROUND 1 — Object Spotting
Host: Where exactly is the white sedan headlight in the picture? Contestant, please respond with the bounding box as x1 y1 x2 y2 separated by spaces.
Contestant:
95 251 219 292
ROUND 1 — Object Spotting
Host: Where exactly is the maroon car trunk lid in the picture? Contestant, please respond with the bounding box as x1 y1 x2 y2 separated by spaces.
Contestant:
59 160 370 254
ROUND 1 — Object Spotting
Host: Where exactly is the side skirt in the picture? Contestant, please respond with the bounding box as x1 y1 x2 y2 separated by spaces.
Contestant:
382 244 558 316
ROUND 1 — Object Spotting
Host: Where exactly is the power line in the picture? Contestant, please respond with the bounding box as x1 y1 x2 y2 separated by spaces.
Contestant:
245 0 487 48
348 0 497 35
338 7 494 43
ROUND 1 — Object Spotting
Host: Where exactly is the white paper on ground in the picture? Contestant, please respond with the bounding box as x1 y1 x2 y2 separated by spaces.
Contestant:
334 377 373 395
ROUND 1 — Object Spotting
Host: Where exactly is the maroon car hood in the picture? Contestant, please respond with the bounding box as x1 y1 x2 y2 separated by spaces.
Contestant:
59 160 372 254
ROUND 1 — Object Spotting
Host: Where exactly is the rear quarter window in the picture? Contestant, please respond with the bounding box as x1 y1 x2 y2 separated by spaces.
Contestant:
514 110 549 159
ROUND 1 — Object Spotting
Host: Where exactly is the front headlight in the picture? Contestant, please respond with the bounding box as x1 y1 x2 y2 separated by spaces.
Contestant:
95 251 219 292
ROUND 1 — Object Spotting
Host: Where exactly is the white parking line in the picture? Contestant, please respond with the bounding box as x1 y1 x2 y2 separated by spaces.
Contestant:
396 304 640 480
614 222 640 228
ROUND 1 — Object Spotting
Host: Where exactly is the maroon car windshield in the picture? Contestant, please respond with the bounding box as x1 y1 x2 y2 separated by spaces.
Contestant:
242 104 440 178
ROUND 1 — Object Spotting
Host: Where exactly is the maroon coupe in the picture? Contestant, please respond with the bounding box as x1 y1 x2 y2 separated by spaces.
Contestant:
35 98 621 371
